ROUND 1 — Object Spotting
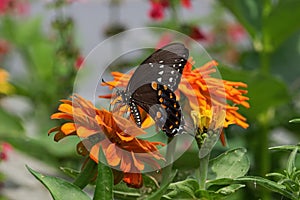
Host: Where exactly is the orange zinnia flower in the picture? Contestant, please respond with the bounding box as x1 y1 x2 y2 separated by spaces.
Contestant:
100 58 249 145
49 95 165 188
181 58 249 130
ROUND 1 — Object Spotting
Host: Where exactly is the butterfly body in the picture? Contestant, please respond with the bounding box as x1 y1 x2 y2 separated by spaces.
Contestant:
116 43 189 137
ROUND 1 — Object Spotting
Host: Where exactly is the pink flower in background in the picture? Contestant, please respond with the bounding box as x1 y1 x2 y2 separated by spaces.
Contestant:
0 0 29 15
148 1 165 20
156 33 173 49
227 23 247 42
74 55 84 70
0 142 12 161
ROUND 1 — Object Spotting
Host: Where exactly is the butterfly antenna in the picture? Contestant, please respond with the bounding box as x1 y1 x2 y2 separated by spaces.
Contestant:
102 78 123 94
102 78 115 88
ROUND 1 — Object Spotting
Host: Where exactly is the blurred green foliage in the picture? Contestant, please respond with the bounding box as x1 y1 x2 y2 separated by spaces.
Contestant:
0 0 300 200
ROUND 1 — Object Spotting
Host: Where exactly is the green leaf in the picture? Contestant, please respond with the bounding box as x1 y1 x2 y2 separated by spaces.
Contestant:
206 178 235 188
287 148 298 176
93 148 113 200
269 145 300 152
209 148 250 179
219 67 290 119
194 189 228 200
113 182 141 200
1 136 59 166
266 173 285 180
264 0 300 50
218 0 262 38
60 167 80 179
162 178 199 199
236 176 298 200
216 184 245 195
145 170 177 200
0 108 24 136
28 42 55 80
73 158 98 189
1 17 43 46
27 166 91 200
289 119 300 123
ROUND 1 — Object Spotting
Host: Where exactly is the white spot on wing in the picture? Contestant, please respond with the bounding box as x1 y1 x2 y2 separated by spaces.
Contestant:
157 77 162 82
158 71 164 75
159 65 164 68
169 77 173 82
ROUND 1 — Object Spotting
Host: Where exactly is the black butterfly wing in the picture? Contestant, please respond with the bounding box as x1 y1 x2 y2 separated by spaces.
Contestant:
130 83 184 136
126 43 189 94
126 43 189 136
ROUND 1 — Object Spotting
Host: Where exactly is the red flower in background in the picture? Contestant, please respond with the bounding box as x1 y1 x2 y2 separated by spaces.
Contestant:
74 55 84 70
0 39 10 55
148 1 165 20
181 0 191 9
190 26 206 41
0 0 29 15
0 142 12 161
148 0 192 20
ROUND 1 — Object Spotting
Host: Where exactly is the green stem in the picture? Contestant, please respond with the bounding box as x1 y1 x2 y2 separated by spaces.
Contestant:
169 1 179 22
199 153 210 190
259 50 270 75
161 137 175 185
73 158 98 189
258 0 272 194
195 134 210 190
258 117 270 176
256 110 272 200
260 0 272 75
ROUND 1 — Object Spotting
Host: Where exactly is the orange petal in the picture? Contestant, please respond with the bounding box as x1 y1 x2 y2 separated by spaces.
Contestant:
58 103 73 114
60 99 72 105
77 126 98 138
90 143 100 163
219 130 226 146
105 143 121 166
50 112 73 120
123 173 143 188
61 123 76 135
131 152 144 171
120 153 131 173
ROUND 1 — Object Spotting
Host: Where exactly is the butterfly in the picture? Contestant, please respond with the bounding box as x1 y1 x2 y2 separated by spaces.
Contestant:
110 43 189 137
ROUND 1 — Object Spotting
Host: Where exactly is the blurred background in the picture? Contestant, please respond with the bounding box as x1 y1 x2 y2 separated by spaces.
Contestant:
0 0 300 199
